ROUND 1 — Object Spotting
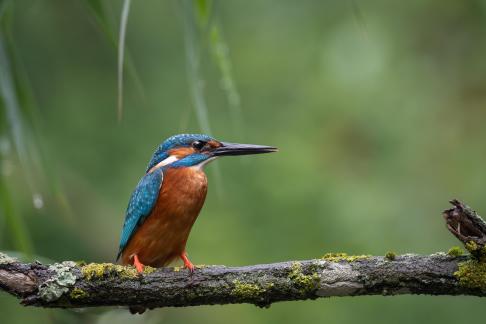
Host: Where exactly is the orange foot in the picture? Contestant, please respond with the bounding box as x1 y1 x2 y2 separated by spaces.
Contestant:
180 251 194 273
133 254 144 273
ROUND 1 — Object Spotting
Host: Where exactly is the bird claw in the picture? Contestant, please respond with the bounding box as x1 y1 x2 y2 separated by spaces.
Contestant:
185 262 195 273
181 251 195 273
133 255 145 273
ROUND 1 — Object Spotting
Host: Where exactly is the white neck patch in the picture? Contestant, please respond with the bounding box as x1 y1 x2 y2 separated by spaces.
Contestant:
149 155 179 173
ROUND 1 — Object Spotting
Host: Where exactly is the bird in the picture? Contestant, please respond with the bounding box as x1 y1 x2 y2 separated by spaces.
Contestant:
116 133 277 273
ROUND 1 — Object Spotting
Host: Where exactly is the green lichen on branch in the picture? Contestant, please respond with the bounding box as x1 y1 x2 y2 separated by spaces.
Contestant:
385 251 396 261
447 246 464 257
81 263 139 280
288 262 319 294
39 262 77 302
454 259 486 290
70 287 89 300
321 253 370 263
231 280 265 299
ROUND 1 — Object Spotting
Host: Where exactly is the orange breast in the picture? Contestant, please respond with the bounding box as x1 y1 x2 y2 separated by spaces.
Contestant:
121 167 208 267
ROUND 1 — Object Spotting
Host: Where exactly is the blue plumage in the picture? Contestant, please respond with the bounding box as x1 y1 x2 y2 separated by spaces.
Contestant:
116 167 164 260
171 153 209 168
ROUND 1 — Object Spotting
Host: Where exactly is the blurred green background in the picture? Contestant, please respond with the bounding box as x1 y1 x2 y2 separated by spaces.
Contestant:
2 0 486 323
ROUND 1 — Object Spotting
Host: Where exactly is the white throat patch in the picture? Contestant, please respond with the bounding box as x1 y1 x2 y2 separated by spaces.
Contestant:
191 157 217 170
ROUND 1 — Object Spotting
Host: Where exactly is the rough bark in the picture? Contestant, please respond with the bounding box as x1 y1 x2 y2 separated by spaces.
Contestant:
0 199 485 310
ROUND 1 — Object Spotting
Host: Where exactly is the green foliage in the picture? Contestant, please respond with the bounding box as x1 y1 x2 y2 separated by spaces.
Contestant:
182 0 212 134
82 0 145 117
195 0 212 26
117 0 131 121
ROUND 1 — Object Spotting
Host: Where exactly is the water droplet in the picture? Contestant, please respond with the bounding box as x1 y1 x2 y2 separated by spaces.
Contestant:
33 193 44 209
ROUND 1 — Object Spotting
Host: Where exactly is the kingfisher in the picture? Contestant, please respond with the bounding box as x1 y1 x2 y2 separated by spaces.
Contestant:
116 134 277 273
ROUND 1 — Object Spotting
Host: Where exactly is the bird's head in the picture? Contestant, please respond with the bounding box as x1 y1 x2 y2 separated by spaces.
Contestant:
146 134 277 172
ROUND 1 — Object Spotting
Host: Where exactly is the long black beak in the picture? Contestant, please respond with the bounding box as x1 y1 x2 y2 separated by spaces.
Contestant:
211 142 278 157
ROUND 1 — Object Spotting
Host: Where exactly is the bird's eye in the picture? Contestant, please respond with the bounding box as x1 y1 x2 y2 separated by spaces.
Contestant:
192 140 206 150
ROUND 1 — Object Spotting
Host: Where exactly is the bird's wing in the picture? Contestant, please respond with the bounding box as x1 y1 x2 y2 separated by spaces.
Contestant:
116 168 164 261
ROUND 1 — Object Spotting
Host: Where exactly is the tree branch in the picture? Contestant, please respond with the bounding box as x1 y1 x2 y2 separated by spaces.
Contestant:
1 200 486 310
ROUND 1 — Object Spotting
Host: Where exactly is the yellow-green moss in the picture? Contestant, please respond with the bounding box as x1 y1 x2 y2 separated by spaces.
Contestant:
288 262 319 294
447 246 464 257
454 259 486 290
81 263 138 280
465 241 479 253
232 280 265 298
70 288 89 300
173 266 181 272
463 241 486 260
321 253 370 262
385 251 396 261
143 266 156 274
